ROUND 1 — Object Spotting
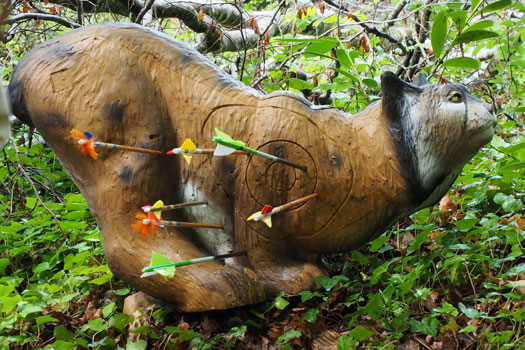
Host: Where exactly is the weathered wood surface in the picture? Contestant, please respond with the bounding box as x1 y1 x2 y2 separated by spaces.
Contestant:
9 23 496 311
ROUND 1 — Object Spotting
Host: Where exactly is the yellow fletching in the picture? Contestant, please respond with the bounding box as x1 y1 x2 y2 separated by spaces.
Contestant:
180 138 196 151
180 138 196 165
262 217 272 228
152 200 164 219
247 211 261 221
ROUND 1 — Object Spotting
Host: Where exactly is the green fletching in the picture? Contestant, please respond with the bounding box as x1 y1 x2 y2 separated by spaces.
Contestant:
213 128 245 147
148 252 175 279
214 128 233 142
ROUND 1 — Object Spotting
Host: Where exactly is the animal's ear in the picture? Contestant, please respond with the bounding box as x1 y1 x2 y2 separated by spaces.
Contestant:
412 72 430 87
381 71 422 121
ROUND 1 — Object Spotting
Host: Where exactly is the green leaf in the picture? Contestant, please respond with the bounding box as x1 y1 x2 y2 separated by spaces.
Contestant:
313 275 349 291
289 78 313 91
83 318 109 332
362 78 379 89
276 329 302 345
89 272 113 285
409 316 440 337
482 0 511 13
455 218 479 230
0 258 9 275
458 302 479 319
52 340 75 350
36 315 59 326
115 287 131 296
493 193 522 213
273 294 290 310
431 10 448 58
471 0 482 12
449 10 468 31
451 30 499 46
102 302 116 318
301 308 319 323
304 38 338 57
0 284 14 297
464 20 494 32
362 293 384 320
370 235 389 252
19 304 44 318
54 325 75 341
126 340 147 350
1 294 21 312
443 57 481 69
298 290 322 302
338 334 355 350
336 48 353 67
109 313 134 332
348 325 374 341
459 324 476 333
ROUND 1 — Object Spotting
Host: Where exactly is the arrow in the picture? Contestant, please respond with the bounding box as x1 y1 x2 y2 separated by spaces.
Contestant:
247 193 319 228
69 129 162 159
69 129 98 160
166 137 245 163
131 211 163 240
212 128 307 172
141 218 224 230
142 200 208 213
140 251 247 278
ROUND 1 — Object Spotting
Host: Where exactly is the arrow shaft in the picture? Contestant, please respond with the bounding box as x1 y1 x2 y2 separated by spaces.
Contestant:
152 220 223 229
145 201 208 212
276 193 319 212
95 141 162 155
170 148 246 155
141 251 246 273
213 138 307 172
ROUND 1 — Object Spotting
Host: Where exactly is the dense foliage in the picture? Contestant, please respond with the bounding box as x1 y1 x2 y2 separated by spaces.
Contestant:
1 0 524 349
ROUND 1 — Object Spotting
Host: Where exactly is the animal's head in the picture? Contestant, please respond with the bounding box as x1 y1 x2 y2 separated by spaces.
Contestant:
381 72 497 206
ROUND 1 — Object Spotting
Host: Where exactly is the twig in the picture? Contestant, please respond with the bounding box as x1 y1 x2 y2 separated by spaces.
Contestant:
135 0 156 24
10 136 68 243
260 0 286 38
5 13 81 28
465 265 478 305
324 0 406 54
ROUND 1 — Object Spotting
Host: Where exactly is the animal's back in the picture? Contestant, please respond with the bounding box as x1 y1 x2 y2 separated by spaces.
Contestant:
10 23 262 128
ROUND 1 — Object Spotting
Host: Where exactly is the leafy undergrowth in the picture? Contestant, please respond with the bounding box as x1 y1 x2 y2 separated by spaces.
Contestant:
0 115 524 350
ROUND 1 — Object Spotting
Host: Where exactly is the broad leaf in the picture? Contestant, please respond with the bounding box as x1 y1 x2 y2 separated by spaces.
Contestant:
451 30 499 46
431 10 448 58
482 0 511 13
443 57 481 69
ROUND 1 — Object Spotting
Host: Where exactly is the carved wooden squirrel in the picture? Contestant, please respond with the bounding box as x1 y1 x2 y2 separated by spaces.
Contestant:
9 23 496 311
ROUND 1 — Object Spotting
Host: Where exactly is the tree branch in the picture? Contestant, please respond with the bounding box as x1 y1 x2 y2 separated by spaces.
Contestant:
4 12 81 28
135 0 156 23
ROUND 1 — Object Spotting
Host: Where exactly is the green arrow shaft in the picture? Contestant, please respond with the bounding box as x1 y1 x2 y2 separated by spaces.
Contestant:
212 137 307 172
141 251 246 273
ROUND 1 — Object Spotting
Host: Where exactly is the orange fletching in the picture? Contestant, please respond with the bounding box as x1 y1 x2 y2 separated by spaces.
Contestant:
68 129 98 160
131 212 161 240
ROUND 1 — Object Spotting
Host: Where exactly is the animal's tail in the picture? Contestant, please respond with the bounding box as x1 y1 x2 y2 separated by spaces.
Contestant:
0 83 11 149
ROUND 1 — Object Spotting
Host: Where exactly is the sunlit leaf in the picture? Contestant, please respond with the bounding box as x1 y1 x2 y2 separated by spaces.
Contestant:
451 30 499 46
443 57 481 69
431 10 448 58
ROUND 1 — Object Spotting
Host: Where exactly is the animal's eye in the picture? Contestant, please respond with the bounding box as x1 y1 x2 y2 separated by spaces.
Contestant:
449 92 463 103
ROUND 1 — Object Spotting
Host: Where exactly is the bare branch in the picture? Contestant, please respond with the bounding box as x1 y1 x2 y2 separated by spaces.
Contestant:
5 13 81 28
135 0 156 23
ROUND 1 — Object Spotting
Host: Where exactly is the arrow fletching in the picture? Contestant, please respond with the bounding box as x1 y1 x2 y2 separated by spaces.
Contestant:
180 138 196 164
213 128 246 156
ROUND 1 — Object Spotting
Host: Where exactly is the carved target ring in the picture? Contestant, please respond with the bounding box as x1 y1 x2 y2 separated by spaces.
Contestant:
245 140 317 214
